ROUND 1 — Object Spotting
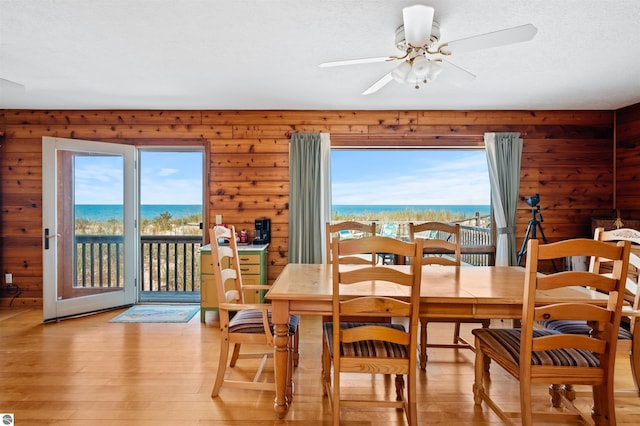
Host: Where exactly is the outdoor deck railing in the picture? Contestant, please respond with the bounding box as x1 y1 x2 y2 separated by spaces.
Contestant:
75 235 124 288
75 235 203 292
376 218 495 266
75 221 494 293
139 235 203 292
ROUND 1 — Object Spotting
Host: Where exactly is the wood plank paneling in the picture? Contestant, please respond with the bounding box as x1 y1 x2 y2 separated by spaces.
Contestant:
1 107 639 303
211 153 289 168
617 104 640 215
6 124 234 139
203 110 404 126
1 110 203 125
417 110 613 126
210 138 290 153
210 181 289 195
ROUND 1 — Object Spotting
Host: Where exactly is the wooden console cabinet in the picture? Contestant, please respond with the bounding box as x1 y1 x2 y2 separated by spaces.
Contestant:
199 243 269 322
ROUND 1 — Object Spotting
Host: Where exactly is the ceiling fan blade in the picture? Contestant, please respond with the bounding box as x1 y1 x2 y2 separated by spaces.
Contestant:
439 60 476 86
319 56 392 68
362 72 393 95
441 24 538 54
402 5 434 47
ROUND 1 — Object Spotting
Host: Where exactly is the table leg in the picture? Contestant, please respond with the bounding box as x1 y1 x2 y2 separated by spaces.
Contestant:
272 300 290 418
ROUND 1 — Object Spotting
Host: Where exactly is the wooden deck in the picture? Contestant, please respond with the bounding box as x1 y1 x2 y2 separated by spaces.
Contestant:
1 307 639 425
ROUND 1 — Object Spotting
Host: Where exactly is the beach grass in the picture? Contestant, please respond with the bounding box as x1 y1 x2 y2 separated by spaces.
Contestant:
333 208 490 227
75 212 203 235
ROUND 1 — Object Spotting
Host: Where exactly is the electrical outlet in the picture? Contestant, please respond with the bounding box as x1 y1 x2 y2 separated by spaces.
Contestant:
5 273 12 284
216 215 222 225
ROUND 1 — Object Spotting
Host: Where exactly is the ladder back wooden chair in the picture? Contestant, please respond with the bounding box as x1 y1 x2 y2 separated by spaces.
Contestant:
543 227 640 398
472 238 631 425
209 225 299 398
325 221 377 265
322 235 423 425
409 221 490 369
324 221 387 327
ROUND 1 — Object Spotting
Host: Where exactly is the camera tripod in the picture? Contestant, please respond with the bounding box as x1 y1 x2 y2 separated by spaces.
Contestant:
517 205 551 266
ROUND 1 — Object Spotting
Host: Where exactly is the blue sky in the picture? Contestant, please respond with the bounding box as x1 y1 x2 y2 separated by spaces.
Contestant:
75 149 489 206
139 152 203 204
331 150 490 205
74 151 203 204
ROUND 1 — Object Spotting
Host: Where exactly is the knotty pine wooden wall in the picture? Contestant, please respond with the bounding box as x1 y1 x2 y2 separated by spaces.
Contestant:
616 103 640 213
1 108 639 306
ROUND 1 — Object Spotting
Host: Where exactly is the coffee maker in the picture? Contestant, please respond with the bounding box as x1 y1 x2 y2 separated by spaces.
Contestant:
254 218 271 244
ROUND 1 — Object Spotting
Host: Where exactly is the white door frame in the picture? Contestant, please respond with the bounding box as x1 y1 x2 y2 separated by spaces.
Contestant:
42 136 137 321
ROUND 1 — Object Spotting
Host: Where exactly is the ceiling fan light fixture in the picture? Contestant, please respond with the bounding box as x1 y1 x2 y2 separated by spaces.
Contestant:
391 61 412 83
411 55 431 77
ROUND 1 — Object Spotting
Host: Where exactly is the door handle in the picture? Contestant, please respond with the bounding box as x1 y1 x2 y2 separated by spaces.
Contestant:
44 228 62 250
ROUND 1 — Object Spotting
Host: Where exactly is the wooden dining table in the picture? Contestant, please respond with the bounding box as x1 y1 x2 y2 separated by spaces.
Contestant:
265 263 608 418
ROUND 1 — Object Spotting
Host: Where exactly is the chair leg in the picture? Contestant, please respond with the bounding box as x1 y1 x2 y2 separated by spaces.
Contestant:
321 332 331 397
211 334 230 397
394 374 405 402
453 321 461 344
630 328 640 392
419 317 428 370
229 343 241 367
472 339 485 405
548 384 562 408
592 382 616 425
563 384 576 401
332 360 340 426
481 320 491 371
549 383 576 408
407 371 417 426
292 326 300 367
520 375 533 426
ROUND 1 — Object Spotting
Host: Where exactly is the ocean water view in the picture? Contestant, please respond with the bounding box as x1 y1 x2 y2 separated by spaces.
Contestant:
333 204 490 218
75 204 203 222
76 204 491 222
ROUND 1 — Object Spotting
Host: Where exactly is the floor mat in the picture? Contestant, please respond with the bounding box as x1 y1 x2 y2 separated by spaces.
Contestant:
109 305 200 323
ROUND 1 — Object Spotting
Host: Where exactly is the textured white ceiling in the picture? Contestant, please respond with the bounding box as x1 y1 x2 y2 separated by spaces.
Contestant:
1 0 639 110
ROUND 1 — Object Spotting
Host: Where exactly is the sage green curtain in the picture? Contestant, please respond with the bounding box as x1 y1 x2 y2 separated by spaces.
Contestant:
484 132 523 266
288 133 331 263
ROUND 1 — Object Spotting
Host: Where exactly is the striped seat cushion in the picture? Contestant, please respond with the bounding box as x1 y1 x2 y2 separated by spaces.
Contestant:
541 320 633 340
323 322 408 358
228 309 299 335
472 328 600 368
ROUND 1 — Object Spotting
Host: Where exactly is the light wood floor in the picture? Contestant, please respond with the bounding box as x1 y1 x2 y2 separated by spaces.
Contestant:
1 307 639 425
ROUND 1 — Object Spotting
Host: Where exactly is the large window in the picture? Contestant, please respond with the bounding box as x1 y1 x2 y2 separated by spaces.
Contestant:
331 149 493 264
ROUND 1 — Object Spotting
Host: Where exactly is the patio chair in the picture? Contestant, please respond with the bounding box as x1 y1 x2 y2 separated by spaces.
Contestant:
542 227 640 400
378 222 399 264
472 238 631 425
322 235 423 425
409 221 490 369
209 225 300 397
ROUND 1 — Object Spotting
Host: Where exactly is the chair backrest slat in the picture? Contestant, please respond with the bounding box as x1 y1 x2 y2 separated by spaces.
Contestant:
326 221 377 265
209 225 244 306
409 221 461 266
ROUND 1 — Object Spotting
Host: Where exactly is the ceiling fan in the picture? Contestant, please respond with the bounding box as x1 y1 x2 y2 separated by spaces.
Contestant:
320 4 537 95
